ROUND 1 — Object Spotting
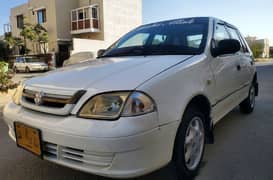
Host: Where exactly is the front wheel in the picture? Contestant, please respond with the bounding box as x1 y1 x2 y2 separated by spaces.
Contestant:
240 84 255 114
173 106 206 179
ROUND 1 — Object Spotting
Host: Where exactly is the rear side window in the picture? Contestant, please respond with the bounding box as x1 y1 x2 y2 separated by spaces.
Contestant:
213 24 230 47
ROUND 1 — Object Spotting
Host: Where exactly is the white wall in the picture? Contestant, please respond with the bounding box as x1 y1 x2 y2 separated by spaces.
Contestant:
72 0 142 55
72 38 108 55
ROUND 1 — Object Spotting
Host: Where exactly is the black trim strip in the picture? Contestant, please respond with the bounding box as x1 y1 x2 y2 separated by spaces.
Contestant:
212 83 250 107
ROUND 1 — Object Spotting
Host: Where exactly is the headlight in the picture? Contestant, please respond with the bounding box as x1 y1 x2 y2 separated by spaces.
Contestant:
122 92 156 117
78 92 130 119
78 91 156 120
12 83 24 105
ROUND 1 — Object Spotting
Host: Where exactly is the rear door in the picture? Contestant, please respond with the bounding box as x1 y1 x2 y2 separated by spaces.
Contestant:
226 26 252 88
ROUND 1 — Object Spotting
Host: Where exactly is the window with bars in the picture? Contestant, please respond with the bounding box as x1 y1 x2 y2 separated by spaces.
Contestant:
16 15 24 29
71 5 99 32
37 9 46 24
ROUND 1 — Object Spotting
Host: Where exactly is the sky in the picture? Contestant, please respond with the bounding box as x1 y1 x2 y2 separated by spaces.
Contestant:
1 0 273 45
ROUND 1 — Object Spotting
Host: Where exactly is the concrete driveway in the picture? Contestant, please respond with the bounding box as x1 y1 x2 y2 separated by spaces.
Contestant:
0 65 273 180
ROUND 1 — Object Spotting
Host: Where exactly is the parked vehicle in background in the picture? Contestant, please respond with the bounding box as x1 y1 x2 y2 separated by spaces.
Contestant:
13 57 49 73
63 52 94 66
3 17 258 179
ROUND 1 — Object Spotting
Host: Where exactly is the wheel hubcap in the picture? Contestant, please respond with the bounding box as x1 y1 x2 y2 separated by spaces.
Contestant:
184 117 205 170
250 86 255 108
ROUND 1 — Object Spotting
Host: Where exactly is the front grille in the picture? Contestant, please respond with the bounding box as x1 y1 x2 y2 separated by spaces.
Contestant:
23 89 73 108
24 96 66 108
43 142 114 168
20 88 86 115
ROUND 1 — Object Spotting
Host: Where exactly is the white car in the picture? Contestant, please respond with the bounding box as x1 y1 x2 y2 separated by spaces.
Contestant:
13 57 49 73
3 17 258 179
63 52 94 66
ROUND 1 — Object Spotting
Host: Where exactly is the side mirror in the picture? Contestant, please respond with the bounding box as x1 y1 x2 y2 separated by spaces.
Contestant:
97 49 106 57
212 39 241 57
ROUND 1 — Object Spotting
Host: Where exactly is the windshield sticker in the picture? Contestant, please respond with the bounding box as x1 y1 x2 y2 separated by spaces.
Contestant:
169 19 195 25
137 23 165 30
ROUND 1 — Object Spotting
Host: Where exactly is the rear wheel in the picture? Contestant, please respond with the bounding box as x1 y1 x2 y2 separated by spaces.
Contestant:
240 84 255 114
173 106 206 179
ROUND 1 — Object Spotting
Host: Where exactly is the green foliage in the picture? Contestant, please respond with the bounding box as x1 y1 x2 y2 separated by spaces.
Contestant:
0 41 8 59
4 33 23 48
4 33 25 55
20 22 37 41
34 24 49 54
19 22 49 54
0 61 9 87
249 42 264 58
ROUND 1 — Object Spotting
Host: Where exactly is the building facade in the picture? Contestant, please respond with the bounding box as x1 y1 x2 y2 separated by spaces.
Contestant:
245 36 270 58
10 0 142 66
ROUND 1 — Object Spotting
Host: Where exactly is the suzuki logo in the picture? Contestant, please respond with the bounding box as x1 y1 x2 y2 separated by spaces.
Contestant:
34 91 44 106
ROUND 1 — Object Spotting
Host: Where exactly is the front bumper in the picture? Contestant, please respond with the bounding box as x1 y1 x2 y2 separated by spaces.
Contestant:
3 102 178 178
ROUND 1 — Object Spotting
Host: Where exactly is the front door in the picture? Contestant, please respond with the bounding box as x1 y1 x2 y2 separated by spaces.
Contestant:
210 22 242 122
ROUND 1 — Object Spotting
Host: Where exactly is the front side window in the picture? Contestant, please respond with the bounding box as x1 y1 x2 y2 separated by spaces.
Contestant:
226 26 243 52
16 15 24 29
25 58 42 63
37 9 46 24
101 18 209 57
213 24 230 47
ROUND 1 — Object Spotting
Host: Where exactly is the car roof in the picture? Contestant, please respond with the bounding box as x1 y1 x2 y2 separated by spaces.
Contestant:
141 17 238 30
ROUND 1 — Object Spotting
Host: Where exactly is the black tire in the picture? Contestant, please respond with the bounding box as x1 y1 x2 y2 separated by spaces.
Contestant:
13 66 18 73
173 106 206 180
240 84 255 114
25 67 30 73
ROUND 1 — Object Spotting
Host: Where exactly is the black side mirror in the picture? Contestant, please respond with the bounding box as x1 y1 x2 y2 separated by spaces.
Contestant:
212 39 241 57
97 49 106 58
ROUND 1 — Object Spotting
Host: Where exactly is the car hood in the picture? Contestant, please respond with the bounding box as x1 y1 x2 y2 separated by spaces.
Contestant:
25 55 192 92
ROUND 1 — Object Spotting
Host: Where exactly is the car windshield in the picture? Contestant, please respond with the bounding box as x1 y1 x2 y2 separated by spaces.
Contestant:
100 18 209 58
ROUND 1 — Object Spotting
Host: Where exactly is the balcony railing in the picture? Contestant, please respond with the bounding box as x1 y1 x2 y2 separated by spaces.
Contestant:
71 5 100 34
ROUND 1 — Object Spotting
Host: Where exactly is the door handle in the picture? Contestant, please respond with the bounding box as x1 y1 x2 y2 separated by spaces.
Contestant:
237 65 241 71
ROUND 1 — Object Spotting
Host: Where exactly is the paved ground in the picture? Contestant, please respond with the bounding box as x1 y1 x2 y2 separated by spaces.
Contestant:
0 65 273 180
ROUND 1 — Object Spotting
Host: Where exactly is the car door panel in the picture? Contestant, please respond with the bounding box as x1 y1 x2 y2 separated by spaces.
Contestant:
210 22 244 122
